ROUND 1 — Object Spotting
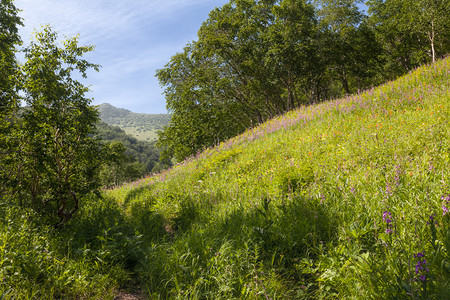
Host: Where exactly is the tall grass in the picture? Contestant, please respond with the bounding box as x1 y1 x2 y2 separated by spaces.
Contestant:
108 57 449 298
1 58 448 298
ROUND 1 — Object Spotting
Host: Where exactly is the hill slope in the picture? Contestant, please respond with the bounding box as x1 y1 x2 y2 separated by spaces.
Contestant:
3 59 447 299
97 103 171 141
107 58 449 298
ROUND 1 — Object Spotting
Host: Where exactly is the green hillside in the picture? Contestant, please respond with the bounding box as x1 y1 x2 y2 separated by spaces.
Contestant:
103 58 449 298
1 59 448 299
97 103 171 141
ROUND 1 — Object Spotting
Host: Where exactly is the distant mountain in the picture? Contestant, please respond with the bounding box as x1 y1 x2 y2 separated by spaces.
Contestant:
97 103 171 141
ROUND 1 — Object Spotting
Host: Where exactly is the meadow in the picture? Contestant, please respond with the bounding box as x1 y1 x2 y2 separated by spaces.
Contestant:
1 57 449 299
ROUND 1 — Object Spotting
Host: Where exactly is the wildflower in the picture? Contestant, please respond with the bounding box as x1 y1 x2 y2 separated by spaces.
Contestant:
427 213 437 225
442 194 450 216
413 252 429 282
383 211 393 234
383 211 392 224
385 185 392 196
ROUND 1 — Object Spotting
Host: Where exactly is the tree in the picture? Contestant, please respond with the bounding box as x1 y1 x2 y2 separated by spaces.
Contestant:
156 42 248 161
367 0 449 76
0 0 22 109
98 141 146 188
15 26 102 227
157 0 318 161
316 0 381 94
0 0 22 199
411 0 450 63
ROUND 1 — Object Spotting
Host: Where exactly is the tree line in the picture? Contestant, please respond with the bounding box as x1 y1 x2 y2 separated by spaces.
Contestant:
156 0 449 161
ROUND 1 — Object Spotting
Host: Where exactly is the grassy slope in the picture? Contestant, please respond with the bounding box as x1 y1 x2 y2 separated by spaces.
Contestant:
108 58 450 298
1 59 448 299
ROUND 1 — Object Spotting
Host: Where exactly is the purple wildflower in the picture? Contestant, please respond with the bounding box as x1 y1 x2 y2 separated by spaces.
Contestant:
383 211 393 234
383 211 392 223
413 252 429 282
385 185 393 196
442 194 450 216
427 213 437 225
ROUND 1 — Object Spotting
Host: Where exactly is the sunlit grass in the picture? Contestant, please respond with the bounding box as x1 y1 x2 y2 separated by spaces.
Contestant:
101 58 449 298
2 58 448 299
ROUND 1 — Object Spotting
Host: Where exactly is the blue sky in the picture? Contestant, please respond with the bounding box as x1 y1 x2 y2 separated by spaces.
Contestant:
16 0 229 114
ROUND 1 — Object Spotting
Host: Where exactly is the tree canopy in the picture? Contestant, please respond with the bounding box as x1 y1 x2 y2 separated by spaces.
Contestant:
157 0 450 161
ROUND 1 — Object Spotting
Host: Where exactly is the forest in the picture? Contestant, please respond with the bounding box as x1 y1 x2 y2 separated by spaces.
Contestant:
0 0 449 299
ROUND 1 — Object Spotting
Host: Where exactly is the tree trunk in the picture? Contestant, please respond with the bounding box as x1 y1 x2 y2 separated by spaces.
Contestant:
429 19 436 63
340 69 351 95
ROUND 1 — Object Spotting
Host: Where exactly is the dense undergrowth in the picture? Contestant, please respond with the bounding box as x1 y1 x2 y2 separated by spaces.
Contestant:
1 58 449 299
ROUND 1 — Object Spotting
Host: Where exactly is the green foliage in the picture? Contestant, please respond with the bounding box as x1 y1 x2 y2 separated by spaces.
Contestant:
157 0 318 161
275 164 314 195
367 0 450 76
0 0 22 200
98 141 144 187
1 25 102 227
316 0 382 94
95 122 170 187
0 0 22 108
0 201 125 299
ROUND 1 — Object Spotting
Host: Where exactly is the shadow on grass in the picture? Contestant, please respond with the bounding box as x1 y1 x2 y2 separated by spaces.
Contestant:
164 193 337 265
214 195 337 262
123 185 153 207
62 194 166 271
136 194 338 298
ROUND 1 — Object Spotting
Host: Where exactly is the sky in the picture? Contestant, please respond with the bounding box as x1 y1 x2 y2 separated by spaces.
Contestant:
15 0 229 114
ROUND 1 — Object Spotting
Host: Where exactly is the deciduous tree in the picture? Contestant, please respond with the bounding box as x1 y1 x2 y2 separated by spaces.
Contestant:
17 26 101 227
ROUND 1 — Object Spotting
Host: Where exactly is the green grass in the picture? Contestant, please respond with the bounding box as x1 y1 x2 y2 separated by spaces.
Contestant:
108 58 450 298
121 126 159 141
1 58 449 299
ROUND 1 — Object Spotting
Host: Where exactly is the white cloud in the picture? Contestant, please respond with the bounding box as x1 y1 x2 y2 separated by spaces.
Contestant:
16 0 215 43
